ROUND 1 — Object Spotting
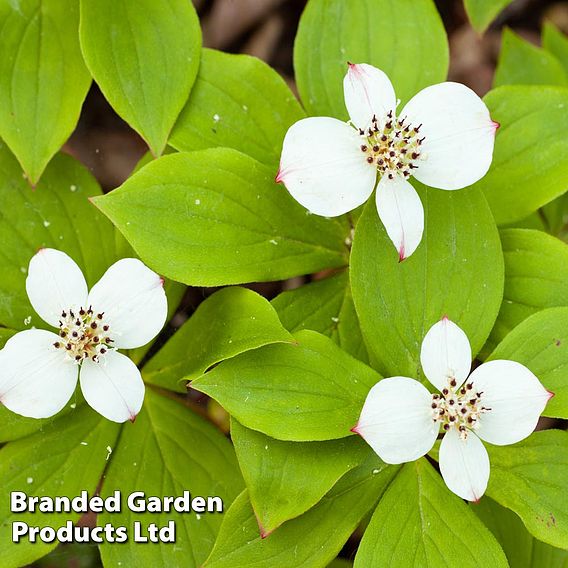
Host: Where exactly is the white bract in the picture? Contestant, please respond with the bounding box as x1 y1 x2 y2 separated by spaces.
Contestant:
277 63 498 260
353 317 552 501
0 249 167 423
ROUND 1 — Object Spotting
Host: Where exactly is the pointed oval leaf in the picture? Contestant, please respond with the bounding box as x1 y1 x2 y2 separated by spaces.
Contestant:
355 459 507 567
204 457 398 568
231 418 370 535
543 22 568 76
93 149 349 286
294 0 448 118
350 186 503 379
143 287 293 392
0 0 91 184
475 86 568 225
171 49 305 166
464 0 513 33
99 390 244 568
191 330 381 441
79 0 201 156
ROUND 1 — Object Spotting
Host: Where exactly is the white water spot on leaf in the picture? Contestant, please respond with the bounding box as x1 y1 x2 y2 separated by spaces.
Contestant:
195 199 201 205
43 220 50 228
23 316 32 325
106 446 112 460
213 114 220 122
70 403 76 409
269 239 278 245
372 469 380 475
20 266 26 274
80 441 88 446
331 316 339 323
70 184 77 192
196 514 201 520
242 105 248 112
26 477 33 484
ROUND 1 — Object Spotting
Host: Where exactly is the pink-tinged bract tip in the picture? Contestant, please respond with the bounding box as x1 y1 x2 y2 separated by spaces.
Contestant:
547 390 555 400
350 425 360 434
492 120 500 131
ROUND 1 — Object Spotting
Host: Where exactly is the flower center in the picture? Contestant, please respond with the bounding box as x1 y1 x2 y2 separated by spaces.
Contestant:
358 111 424 179
53 307 113 364
431 378 491 439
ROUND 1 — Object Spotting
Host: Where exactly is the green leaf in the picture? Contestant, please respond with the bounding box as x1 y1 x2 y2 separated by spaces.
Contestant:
484 229 568 354
355 459 507 567
350 186 503 380
474 496 568 568
192 330 380 441
203 456 399 568
99 389 244 568
543 22 568 76
0 406 120 568
0 144 118 332
79 0 201 156
293 0 448 118
171 49 305 167
494 28 568 88
476 86 568 225
231 418 371 535
93 149 348 286
488 307 568 418
143 287 294 392
272 271 369 363
487 430 568 549
464 0 512 33
0 0 91 184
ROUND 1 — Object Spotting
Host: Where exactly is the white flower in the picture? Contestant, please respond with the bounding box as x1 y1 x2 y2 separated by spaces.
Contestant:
277 63 498 260
352 317 552 501
0 249 167 423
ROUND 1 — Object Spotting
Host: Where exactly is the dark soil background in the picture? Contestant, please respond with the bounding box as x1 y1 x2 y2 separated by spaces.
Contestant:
34 1 567 566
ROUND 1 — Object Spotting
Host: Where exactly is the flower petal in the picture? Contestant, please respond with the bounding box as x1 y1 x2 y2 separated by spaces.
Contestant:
401 82 497 190
439 428 489 501
0 329 78 418
87 258 167 349
420 317 472 392
26 248 89 327
468 360 552 446
343 63 396 131
277 117 377 217
354 376 438 464
375 175 424 261
80 350 144 423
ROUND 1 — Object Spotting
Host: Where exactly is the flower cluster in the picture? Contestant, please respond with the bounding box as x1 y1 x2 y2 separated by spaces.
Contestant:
352 317 552 501
0 249 167 423
277 63 498 260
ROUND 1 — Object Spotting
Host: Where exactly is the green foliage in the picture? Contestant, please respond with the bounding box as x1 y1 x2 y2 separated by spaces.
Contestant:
485 229 568 354
99 390 244 568
476 86 568 224
144 287 293 392
294 0 448 117
272 271 369 363
487 430 568 548
488 308 568 418
0 145 116 332
543 22 568 76
355 460 507 567
494 28 568 87
0 406 120 568
231 419 370 535
192 330 380 441
203 456 398 568
93 149 349 286
464 0 513 33
0 0 91 184
79 0 201 156
350 185 503 379
474 497 568 568
171 49 305 167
